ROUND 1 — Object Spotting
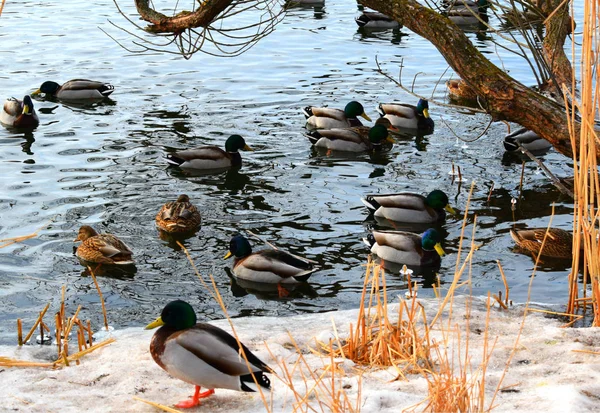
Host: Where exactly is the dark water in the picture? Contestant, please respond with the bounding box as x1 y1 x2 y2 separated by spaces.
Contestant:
0 0 577 343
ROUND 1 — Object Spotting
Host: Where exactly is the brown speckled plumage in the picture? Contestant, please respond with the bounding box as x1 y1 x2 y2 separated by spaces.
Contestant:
155 194 201 234
74 225 134 264
446 79 478 101
510 227 573 259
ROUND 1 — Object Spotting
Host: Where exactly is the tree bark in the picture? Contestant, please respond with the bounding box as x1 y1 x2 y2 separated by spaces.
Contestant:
135 0 232 33
361 0 596 159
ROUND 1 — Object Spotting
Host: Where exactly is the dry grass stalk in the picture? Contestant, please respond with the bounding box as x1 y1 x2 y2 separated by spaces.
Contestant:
564 0 600 320
0 337 115 369
497 260 510 307
0 0 5 17
22 302 50 345
132 396 184 413
320 259 432 378
88 267 109 330
266 333 362 413
0 218 54 248
17 319 23 346
0 358 56 368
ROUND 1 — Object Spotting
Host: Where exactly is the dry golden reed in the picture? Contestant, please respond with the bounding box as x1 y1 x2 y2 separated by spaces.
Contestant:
564 0 600 321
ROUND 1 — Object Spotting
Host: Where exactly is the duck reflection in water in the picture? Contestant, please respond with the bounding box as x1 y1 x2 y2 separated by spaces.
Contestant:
80 263 137 279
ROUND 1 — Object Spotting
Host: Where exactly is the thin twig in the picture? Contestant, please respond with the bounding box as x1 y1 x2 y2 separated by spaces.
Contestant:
514 140 574 198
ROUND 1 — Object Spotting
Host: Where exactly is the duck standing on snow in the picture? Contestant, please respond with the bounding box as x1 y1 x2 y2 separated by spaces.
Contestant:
32 79 114 101
303 101 371 129
73 225 133 265
155 194 201 234
377 98 434 134
146 300 273 408
361 190 456 224
1 96 39 129
363 228 445 267
165 134 253 170
355 11 400 29
305 122 394 152
510 227 574 259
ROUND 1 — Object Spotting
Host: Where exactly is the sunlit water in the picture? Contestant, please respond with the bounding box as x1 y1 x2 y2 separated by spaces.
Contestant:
0 0 577 344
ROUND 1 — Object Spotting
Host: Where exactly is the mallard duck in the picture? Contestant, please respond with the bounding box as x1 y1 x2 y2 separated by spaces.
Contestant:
355 12 400 29
32 79 114 101
146 300 273 408
363 228 445 266
0 96 39 129
224 234 319 284
377 99 434 134
444 0 489 26
73 225 133 265
503 128 552 153
155 194 201 234
303 101 372 129
165 135 253 170
446 79 479 101
285 0 325 6
510 227 573 259
305 123 394 152
361 190 456 224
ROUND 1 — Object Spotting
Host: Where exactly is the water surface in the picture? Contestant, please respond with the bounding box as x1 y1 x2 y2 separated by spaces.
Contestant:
0 0 577 343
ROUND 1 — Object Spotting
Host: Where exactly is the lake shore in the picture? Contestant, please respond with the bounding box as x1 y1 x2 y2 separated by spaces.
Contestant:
2 295 599 412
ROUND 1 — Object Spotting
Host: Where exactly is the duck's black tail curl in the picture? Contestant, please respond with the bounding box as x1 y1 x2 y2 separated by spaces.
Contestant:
240 371 271 392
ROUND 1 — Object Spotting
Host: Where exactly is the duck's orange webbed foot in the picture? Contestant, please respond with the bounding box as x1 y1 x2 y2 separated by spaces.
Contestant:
175 386 215 408
277 283 290 298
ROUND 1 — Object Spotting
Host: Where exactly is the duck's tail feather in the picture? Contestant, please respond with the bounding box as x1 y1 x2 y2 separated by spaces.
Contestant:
240 371 271 392
360 196 380 211
304 131 321 145
292 266 319 282
302 106 313 119
100 84 115 97
165 154 184 166
355 15 369 27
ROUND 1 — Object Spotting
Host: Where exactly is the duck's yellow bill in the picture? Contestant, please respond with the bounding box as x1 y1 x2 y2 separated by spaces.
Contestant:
361 112 372 122
385 137 395 144
22 105 30 115
224 251 233 259
31 89 41 96
434 243 446 257
243 144 254 152
423 108 430 118
145 316 165 330
445 204 457 215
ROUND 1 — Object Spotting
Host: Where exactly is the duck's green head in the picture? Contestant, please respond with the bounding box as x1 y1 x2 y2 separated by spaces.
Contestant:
477 0 489 11
224 234 252 259
33 81 61 96
421 228 445 257
426 189 456 214
225 134 253 153
345 101 372 121
145 300 196 331
416 99 430 118
368 124 394 144
21 95 35 115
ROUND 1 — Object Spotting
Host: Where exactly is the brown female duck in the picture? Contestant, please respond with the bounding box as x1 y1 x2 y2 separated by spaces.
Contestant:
74 225 133 265
155 194 201 234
